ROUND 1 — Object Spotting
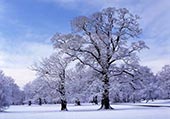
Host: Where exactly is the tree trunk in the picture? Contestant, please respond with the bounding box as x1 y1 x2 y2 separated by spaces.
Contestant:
38 98 42 106
60 72 68 111
61 99 67 111
99 74 113 110
60 89 68 111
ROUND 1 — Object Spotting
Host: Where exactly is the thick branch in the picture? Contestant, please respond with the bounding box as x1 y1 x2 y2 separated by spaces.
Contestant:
65 52 102 73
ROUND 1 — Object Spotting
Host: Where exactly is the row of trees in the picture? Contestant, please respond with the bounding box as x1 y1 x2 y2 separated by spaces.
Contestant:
0 70 24 111
23 50 170 110
24 7 170 110
1 64 170 111
1 7 170 111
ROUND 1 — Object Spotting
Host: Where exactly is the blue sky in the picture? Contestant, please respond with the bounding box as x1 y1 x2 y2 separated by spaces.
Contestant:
0 0 170 87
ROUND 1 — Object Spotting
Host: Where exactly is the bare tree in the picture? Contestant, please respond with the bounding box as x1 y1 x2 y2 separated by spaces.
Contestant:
51 7 147 109
157 65 170 99
33 53 71 111
0 70 23 111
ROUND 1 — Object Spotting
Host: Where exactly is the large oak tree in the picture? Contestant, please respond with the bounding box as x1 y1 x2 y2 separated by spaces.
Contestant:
51 7 147 109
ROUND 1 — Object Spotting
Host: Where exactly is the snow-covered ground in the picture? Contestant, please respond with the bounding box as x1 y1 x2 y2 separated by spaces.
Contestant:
1 100 170 119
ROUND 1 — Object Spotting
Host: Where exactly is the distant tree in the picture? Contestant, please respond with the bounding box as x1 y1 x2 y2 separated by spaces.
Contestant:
0 70 23 111
110 66 159 103
75 98 81 106
137 66 160 102
92 96 98 105
28 101 32 106
157 65 170 99
11 83 25 105
51 7 147 109
0 71 11 111
24 77 57 105
67 65 102 103
24 78 54 104
38 98 42 106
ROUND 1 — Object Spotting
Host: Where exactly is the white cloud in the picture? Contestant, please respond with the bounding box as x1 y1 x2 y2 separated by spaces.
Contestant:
139 38 170 74
0 35 54 87
0 5 55 87
3 68 36 89
140 58 170 74
3 42 53 65
0 52 5 66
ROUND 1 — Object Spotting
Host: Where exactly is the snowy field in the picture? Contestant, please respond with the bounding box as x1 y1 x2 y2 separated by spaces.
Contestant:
1 100 170 119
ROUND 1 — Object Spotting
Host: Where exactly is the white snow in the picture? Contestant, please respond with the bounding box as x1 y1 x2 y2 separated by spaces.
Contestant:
0 100 170 119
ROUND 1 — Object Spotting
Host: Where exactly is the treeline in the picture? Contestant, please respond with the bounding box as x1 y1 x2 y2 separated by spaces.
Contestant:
24 60 170 105
1 64 170 111
0 71 24 111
